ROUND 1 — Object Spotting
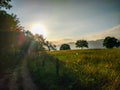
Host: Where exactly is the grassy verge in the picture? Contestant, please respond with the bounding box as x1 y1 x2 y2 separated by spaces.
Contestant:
0 51 23 75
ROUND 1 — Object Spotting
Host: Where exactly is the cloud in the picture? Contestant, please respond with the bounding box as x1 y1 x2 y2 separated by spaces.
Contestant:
51 38 75 45
84 24 120 40
51 24 120 45
9 0 120 42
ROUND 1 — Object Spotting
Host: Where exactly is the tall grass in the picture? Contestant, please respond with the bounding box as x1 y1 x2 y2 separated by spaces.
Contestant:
28 49 120 90
0 51 23 74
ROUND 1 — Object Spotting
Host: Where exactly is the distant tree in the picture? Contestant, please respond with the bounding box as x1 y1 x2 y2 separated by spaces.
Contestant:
51 44 57 50
45 41 56 51
0 0 12 9
103 36 120 48
60 44 71 50
116 40 120 48
34 34 45 45
32 40 45 52
75 40 88 49
33 34 56 51
45 41 51 51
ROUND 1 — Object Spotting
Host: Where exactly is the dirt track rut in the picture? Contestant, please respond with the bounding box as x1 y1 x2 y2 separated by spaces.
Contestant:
0 56 38 90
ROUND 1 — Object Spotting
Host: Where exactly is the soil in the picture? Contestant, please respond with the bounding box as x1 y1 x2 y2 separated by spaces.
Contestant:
0 56 38 90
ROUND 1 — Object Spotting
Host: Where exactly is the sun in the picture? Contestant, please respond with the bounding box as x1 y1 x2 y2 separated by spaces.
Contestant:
31 23 47 37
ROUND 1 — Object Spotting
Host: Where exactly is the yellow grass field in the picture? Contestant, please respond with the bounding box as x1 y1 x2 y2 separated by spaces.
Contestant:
28 49 120 90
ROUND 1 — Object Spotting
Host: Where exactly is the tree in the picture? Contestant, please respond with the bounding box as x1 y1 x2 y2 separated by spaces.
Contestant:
34 34 56 51
0 11 20 32
31 40 45 52
75 40 88 49
0 0 25 54
103 36 120 48
51 44 56 50
34 34 45 45
0 10 22 53
45 41 51 51
60 44 71 50
45 41 56 51
0 0 12 9
116 40 120 48
34 34 45 51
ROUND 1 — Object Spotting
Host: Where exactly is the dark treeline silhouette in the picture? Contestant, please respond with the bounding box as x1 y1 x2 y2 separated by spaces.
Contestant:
0 0 12 9
60 44 71 50
0 0 23 54
103 36 120 48
76 40 88 49
59 37 120 50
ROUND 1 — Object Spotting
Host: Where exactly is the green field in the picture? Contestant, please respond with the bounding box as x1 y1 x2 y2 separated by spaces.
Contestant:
28 49 120 90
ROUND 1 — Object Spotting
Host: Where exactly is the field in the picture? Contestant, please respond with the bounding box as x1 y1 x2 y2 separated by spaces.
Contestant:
28 49 120 90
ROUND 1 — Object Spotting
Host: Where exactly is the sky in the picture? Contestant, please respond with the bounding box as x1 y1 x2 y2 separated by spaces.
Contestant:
7 0 120 41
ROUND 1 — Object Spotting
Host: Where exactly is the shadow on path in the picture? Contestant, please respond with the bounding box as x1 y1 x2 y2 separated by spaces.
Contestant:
0 55 38 90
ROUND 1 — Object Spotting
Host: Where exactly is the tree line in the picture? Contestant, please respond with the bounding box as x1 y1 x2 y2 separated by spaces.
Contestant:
60 36 120 50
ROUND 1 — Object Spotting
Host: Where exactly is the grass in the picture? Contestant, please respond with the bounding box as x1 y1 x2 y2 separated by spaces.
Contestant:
28 49 120 90
0 51 23 74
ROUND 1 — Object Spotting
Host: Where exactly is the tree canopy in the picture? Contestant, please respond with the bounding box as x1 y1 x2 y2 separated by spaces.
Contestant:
0 0 12 9
44 41 56 51
103 36 120 48
0 10 22 53
75 40 88 49
60 44 71 50
0 1 23 53
0 11 19 32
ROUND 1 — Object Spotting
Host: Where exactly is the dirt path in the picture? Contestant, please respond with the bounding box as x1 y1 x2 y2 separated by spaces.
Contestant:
0 56 38 90
21 57 38 90
0 73 9 90
9 67 20 90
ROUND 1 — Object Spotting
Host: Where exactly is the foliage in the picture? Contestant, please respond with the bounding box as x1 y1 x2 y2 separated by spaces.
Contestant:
0 10 19 32
116 40 120 48
34 34 45 45
0 0 25 53
0 10 22 53
103 36 120 48
45 41 56 51
19 30 34 54
33 34 46 52
0 51 22 74
60 44 71 50
0 0 12 9
31 40 45 52
75 40 88 49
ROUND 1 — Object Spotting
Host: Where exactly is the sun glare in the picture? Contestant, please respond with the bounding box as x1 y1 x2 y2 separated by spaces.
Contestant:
31 23 47 37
